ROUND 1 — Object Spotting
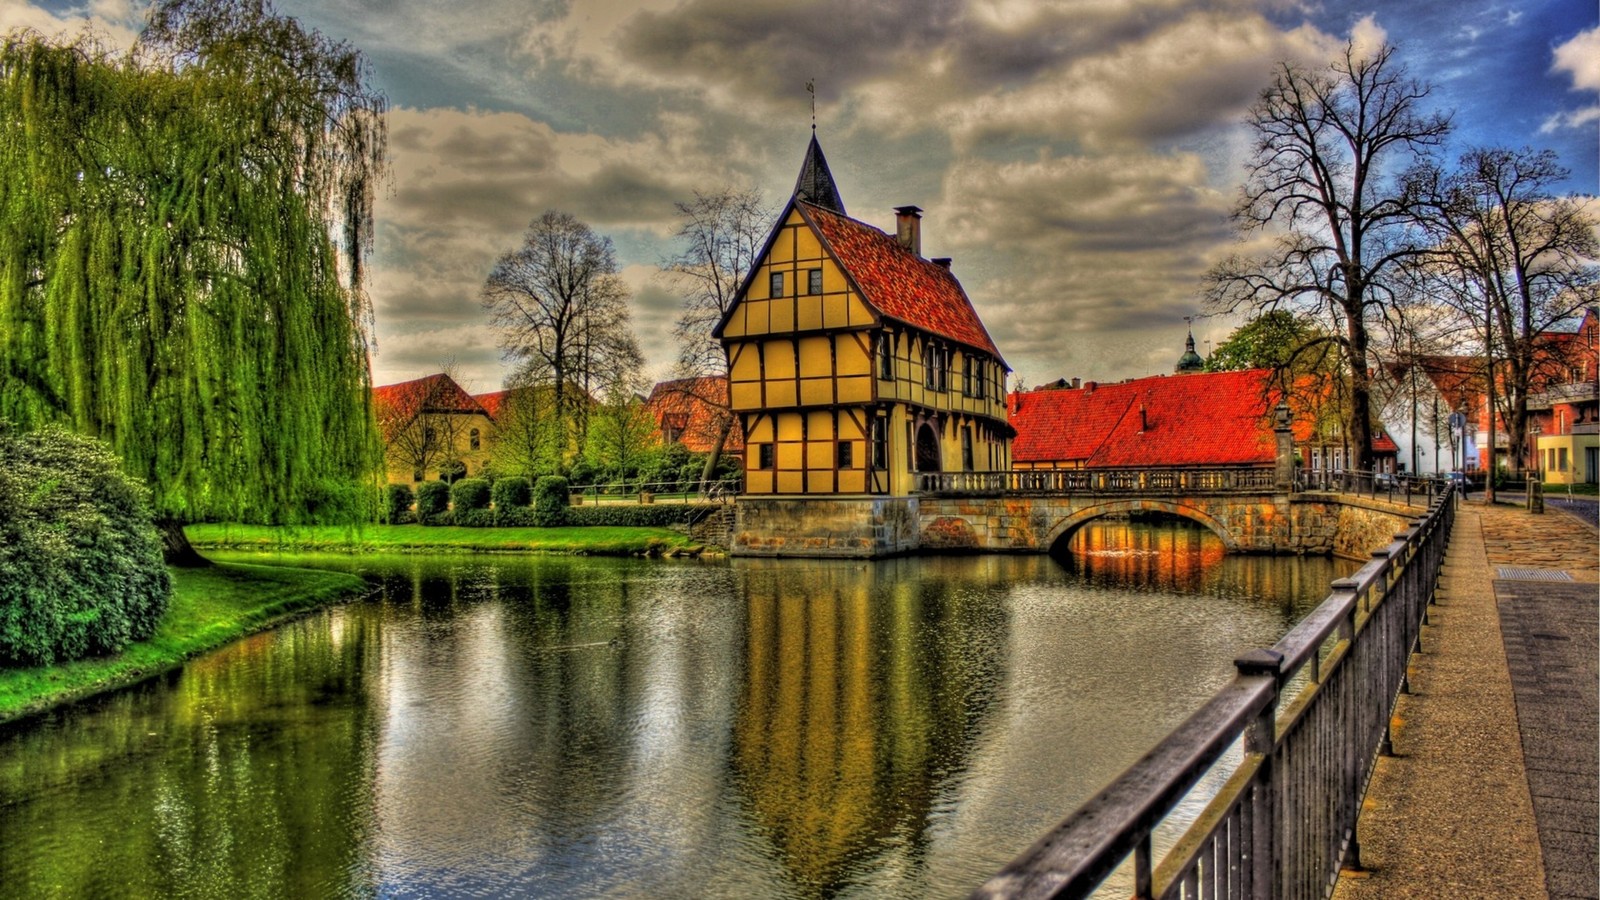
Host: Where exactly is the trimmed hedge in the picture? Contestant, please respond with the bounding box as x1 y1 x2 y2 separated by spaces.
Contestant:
451 478 491 512
384 483 414 525
416 481 451 525
564 505 701 527
493 506 539 527
452 508 495 528
0 424 172 666
533 476 569 527
491 476 531 510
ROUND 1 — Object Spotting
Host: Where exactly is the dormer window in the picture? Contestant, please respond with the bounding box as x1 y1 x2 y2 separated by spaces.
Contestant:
769 271 785 298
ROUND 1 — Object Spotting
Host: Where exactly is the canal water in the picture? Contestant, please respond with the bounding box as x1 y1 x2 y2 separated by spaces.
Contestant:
0 520 1348 899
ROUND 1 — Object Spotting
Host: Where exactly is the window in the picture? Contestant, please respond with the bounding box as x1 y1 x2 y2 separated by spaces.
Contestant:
923 343 947 392
878 333 894 381
807 268 822 295
837 441 854 469
756 443 774 470
964 359 986 399
412 469 424 482
769 271 785 298
469 428 480 451
871 417 888 469
423 426 436 445
1559 448 1569 472
961 426 974 471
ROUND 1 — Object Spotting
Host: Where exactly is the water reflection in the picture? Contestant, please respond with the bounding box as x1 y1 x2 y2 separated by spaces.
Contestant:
0 524 1348 899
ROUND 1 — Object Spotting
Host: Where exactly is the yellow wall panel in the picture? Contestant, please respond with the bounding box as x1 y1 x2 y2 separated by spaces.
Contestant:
768 382 797 407
795 225 821 260
835 336 870 375
838 471 865 494
837 376 871 403
770 298 794 333
731 383 762 410
806 441 832 468
836 415 865 441
823 294 847 327
776 414 803 440
770 224 795 263
777 442 803 469
798 336 832 377
730 346 762 381
777 471 804 493
800 379 833 406
846 295 874 327
765 340 795 378
723 305 745 337
797 295 823 331
806 411 834 438
807 471 834 493
747 470 774 493
744 300 769 334
747 416 775 442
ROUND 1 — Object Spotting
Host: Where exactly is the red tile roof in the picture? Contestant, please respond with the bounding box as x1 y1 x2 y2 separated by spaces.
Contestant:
801 202 1004 363
473 390 508 420
645 376 745 454
372 374 489 441
1010 370 1278 467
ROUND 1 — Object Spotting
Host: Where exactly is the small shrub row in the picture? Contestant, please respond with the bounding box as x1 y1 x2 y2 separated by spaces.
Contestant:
564 505 700 528
383 474 700 529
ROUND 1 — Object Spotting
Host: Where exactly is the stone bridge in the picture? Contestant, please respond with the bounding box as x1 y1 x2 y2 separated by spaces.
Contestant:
730 468 1425 559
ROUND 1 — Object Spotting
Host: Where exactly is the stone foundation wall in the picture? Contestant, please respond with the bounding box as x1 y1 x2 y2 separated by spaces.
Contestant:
731 497 920 558
1326 497 1420 561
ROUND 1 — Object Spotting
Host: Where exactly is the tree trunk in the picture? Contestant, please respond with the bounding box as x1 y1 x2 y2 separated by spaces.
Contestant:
699 413 734 494
158 518 211 568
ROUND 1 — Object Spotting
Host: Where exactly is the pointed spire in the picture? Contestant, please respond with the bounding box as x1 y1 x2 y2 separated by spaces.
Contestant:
1175 321 1205 374
792 134 846 215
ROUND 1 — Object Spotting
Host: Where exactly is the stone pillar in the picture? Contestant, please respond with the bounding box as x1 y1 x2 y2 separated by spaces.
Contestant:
1274 402 1295 492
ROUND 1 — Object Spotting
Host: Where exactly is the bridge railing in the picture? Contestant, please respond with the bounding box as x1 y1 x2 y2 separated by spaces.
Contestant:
973 485 1458 900
917 467 1278 496
1297 468 1454 507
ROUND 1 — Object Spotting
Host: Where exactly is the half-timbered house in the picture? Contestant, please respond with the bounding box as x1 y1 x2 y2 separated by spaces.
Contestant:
714 136 1012 501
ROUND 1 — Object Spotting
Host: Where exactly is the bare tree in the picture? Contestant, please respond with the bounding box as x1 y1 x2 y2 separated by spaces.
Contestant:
1406 147 1600 479
663 188 773 489
1207 42 1450 474
483 211 640 465
377 363 475 484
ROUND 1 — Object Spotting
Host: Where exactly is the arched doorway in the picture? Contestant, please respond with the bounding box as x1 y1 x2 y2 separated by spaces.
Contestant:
915 422 942 472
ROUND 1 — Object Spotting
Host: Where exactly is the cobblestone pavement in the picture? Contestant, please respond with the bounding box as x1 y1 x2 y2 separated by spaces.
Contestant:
1335 500 1599 900
1548 497 1600 528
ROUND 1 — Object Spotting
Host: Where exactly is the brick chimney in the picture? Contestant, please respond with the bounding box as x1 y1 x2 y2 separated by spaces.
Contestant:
894 205 922 256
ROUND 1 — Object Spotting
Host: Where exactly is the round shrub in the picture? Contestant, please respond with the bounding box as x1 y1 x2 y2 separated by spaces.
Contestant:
415 480 451 525
0 423 173 666
491 476 531 510
451 478 491 511
384 483 414 525
532 476 570 527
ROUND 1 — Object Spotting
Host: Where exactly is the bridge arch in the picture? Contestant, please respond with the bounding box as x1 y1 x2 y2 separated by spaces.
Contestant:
1042 500 1240 553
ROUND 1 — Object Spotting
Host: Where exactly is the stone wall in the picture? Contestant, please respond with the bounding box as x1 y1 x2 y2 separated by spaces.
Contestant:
732 497 920 558
1326 497 1421 561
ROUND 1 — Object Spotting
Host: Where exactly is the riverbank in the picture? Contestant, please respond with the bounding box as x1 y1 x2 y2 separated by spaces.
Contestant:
186 523 706 556
0 562 368 726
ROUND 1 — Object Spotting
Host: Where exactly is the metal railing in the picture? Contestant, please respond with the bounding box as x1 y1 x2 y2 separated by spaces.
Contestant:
1296 468 1457 507
567 478 741 506
917 467 1278 496
974 486 1458 900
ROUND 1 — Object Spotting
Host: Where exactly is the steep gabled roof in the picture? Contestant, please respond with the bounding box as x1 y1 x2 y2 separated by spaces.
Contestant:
792 134 845 214
473 390 509 420
372 374 489 441
1010 370 1277 467
644 376 745 454
800 201 1004 362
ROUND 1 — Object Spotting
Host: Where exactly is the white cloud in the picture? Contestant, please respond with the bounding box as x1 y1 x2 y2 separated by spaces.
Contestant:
1543 26 1600 134
0 0 142 47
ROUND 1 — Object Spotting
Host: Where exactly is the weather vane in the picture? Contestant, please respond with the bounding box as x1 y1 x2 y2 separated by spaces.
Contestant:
806 79 816 132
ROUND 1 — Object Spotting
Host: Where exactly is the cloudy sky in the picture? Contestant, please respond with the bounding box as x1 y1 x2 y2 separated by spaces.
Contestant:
9 0 1599 392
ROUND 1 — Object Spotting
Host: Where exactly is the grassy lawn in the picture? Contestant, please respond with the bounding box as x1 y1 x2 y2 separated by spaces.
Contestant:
0 562 366 725
185 522 701 555
1541 482 1598 496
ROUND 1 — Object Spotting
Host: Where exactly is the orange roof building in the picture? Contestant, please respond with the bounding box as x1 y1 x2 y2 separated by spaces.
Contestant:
1009 370 1278 470
645 376 745 456
372 373 495 484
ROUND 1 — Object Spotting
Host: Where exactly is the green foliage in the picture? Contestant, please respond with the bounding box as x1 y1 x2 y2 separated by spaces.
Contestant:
0 424 173 666
415 481 451 525
451 478 491 511
492 506 539 528
491 476 531 509
0 8 386 528
1204 311 1322 373
452 509 495 528
564 505 700 528
384 484 414 525
532 476 570 527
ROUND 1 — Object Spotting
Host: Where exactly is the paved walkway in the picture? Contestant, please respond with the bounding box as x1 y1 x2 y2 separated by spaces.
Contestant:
1333 499 1598 900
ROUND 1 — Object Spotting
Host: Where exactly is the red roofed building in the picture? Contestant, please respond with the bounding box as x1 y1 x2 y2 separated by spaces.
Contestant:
1009 370 1278 470
373 373 495 484
714 135 1011 497
645 376 745 456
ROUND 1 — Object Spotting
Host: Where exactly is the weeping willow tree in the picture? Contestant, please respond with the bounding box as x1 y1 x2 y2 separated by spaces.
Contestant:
0 0 386 563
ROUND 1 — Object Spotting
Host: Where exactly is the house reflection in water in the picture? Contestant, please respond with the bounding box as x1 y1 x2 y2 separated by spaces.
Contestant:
729 558 1008 894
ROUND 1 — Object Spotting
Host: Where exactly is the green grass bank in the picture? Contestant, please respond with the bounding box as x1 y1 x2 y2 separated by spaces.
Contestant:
186 523 704 556
0 562 367 726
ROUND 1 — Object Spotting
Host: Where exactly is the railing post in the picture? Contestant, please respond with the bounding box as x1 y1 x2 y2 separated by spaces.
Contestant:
1235 648 1284 900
